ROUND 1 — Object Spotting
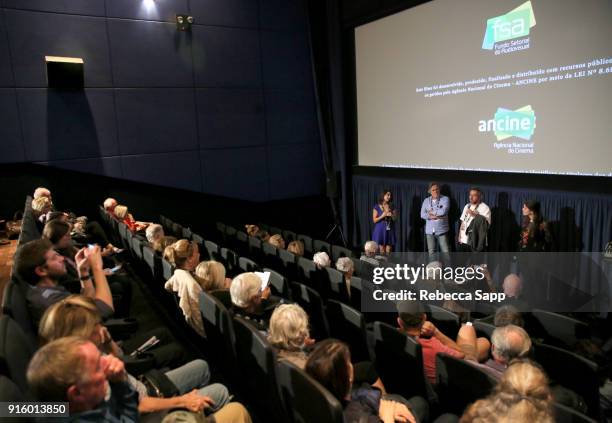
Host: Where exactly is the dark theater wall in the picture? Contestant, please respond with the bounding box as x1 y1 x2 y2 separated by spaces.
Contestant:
0 0 323 201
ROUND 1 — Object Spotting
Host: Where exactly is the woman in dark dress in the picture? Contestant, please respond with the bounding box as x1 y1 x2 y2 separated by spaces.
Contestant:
372 190 397 255
518 200 551 252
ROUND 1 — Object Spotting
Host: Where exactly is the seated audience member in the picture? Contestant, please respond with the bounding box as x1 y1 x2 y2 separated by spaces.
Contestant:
268 304 314 368
396 300 490 385
38 296 232 420
40 295 183 370
268 304 385 392
268 234 286 250
335 257 354 298
32 196 53 232
33 186 52 201
154 235 178 255
477 325 532 379
500 273 529 311
104 197 118 217
43 219 131 317
164 240 205 337
146 223 165 246
113 204 148 233
230 272 279 332
305 339 428 423
27 337 138 422
313 251 331 269
195 261 231 292
361 241 386 266
494 305 525 328
460 360 554 423
245 224 259 237
255 229 270 242
14 239 114 325
287 240 305 257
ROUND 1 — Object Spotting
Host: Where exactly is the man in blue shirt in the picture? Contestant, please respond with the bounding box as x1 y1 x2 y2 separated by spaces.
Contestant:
420 182 450 259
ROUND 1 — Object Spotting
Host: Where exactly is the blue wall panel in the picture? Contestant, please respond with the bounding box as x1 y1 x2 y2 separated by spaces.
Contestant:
268 143 323 200
0 89 24 163
0 1 323 201
190 0 259 29
196 88 265 149
192 26 261 88
121 151 202 192
16 89 119 162
3 0 106 16
4 10 112 87
0 9 14 86
115 88 198 155
108 19 193 87
261 31 310 89
36 157 123 178
265 89 317 145
201 147 268 201
106 0 188 23
259 0 306 31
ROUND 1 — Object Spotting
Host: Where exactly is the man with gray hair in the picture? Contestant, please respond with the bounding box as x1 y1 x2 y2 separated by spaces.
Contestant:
146 223 165 244
478 324 532 379
360 240 386 266
230 272 279 332
499 273 529 311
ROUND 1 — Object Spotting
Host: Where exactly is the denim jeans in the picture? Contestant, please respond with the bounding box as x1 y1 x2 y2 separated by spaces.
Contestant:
165 359 230 412
426 232 450 263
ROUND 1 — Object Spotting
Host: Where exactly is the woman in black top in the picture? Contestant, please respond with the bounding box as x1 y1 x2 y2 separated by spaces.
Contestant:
305 339 428 423
518 200 551 252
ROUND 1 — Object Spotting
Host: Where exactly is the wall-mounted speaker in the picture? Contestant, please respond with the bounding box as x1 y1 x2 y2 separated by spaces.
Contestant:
45 56 84 89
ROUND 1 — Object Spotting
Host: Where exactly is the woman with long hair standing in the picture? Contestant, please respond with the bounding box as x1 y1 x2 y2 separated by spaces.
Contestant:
372 189 397 255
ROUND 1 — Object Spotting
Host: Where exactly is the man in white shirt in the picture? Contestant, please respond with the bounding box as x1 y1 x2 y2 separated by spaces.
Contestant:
457 187 491 252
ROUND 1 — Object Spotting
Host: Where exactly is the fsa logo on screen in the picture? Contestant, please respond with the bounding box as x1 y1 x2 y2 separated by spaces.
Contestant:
482 1 535 55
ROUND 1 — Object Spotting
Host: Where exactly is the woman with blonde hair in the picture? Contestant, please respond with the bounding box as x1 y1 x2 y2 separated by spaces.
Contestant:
268 304 313 368
164 240 205 337
38 295 240 420
113 204 148 233
194 260 231 291
154 235 177 255
460 360 554 423
287 240 304 257
268 234 286 250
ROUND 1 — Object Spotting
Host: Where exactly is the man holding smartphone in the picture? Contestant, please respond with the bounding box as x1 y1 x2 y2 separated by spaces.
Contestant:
15 239 114 325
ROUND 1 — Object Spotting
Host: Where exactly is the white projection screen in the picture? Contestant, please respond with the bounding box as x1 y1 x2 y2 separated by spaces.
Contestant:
355 0 612 176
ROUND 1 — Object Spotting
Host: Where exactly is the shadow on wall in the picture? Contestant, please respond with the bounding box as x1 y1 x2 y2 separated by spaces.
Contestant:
489 192 519 252
47 90 99 162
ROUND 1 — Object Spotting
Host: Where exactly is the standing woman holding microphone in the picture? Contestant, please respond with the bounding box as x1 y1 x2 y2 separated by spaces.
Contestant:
372 189 398 255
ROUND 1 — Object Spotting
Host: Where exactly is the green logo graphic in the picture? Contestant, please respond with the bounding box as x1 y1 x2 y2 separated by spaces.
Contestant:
482 1 536 50
478 105 536 141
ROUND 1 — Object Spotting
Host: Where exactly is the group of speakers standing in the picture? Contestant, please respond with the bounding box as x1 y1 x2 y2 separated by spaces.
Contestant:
371 182 551 255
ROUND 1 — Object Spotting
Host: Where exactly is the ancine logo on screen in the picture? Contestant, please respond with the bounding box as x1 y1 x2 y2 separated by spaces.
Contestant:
478 106 536 141
482 1 535 55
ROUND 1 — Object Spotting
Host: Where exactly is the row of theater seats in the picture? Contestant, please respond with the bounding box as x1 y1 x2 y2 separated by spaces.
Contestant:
105 209 599 422
0 199 143 411
0 198 600 422
98 208 345 422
